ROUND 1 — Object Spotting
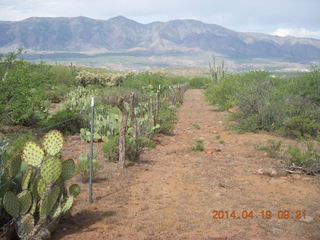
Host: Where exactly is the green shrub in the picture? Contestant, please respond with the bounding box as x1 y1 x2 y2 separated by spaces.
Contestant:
281 66 320 104
102 136 137 162
286 143 320 174
41 109 86 135
205 71 269 110
103 135 156 162
191 123 201 130
156 106 177 134
205 69 320 140
256 139 282 158
283 104 320 138
0 51 93 126
76 152 103 183
45 84 73 103
188 76 211 89
49 64 77 86
191 140 204 151
137 136 157 149
103 136 119 162
0 61 51 125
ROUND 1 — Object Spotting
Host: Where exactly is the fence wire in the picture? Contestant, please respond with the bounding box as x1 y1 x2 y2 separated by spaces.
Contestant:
0 84 188 237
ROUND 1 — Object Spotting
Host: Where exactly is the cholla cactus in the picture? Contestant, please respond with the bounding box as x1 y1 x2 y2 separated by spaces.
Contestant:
76 71 99 87
2 130 80 240
76 71 133 88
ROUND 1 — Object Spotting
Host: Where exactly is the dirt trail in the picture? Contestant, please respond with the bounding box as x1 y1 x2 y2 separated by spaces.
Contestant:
54 89 320 240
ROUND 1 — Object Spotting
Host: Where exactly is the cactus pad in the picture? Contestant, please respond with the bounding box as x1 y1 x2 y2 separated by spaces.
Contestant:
22 142 44 167
41 158 62 184
39 197 49 219
39 186 60 219
61 196 74 214
48 185 60 214
22 168 33 190
43 130 63 156
6 155 21 178
61 159 75 180
3 191 21 217
37 177 47 197
51 205 62 219
69 184 80 197
29 201 37 215
17 190 32 215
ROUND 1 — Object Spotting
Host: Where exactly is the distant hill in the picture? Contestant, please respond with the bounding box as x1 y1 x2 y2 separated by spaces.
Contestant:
1 16 320 62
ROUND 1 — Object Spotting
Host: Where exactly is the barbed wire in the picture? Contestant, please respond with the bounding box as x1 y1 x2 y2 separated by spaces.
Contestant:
0 170 25 191
0 85 188 238
0 186 72 238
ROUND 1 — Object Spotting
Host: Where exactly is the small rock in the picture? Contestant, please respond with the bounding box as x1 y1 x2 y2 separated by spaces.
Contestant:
214 192 223 197
290 174 302 180
212 130 218 134
269 178 285 184
205 149 214 154
192 157 202 163
300 216 314 223
215 148 222 152
257 169 264 174
269 168 278 177
256 168 278 177
218 183 232 188
63 228 67 232
272 227 284 234
314 210 320 216
302 177 313 181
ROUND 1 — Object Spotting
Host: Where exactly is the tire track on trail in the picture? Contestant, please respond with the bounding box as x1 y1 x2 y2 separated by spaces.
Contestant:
54 89 320 240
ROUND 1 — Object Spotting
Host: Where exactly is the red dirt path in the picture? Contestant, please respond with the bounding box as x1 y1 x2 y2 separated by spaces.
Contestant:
53 89 320 240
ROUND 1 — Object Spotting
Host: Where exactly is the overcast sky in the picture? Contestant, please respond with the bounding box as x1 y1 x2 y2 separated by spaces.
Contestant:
1 0 320 39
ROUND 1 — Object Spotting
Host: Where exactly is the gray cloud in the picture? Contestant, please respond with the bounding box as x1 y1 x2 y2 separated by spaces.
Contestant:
0 0 319 35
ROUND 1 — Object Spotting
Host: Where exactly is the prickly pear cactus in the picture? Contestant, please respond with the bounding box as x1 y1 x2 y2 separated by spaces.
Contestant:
17 190 32 215
61 196 74 214
42 130 63 156
69 184 80 197
1 130 79 239
41 158 62 184
3 191 21 218
22 142 44 167
61 159 75 180
36 177 47 198
22 168 33 190
4 154 22 178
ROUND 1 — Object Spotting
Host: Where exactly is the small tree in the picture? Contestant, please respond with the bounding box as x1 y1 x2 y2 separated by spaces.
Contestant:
0 49 53 126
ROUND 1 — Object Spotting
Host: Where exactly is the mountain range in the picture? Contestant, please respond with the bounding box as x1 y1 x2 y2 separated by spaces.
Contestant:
1 16 320 62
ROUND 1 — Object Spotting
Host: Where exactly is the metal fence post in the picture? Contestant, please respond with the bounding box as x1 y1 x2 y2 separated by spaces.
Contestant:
88 97 94 203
